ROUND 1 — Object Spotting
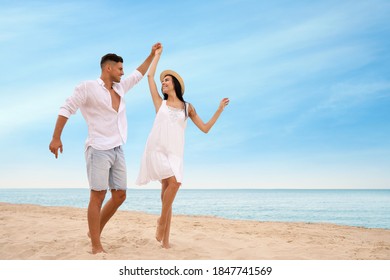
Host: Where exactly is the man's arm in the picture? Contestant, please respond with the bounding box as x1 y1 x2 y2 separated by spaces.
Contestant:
49 115 68 158
49 83 85 158
136 43 161 75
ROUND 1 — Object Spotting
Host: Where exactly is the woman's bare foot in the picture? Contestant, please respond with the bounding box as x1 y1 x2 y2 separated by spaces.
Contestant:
161 229 171 249
155 218 165 242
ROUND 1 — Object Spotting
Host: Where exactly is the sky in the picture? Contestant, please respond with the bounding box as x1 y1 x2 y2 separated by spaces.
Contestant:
0 0 389 189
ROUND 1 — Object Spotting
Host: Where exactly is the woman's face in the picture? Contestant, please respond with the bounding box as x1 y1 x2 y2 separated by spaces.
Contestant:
161 75 174 94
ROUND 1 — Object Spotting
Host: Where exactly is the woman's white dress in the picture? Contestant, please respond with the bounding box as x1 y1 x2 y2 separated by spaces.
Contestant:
136 100 188 185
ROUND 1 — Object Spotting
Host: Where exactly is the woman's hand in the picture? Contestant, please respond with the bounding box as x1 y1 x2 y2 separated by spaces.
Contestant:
218 98 230 111
154 43 163 56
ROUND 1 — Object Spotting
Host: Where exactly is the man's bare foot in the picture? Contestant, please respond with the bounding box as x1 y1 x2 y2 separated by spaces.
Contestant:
161 241 171 249
91 246 107 254
155 218 165 242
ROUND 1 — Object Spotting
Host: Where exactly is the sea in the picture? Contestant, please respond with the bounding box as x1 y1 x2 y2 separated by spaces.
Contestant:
0 188 389 229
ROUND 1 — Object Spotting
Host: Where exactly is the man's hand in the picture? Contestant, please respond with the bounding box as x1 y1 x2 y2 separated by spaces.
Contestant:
49 137 63 159
151 42 162 55
138 43 163 75
155 44 163 56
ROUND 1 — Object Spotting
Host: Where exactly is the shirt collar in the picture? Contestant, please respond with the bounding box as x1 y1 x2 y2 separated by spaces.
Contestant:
97 78 104 87
97 78 121 92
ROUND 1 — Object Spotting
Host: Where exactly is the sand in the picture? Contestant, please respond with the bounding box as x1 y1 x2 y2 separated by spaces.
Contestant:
0 202 389 260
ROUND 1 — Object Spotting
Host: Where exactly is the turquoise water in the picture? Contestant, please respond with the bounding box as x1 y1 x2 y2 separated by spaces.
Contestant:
0 188 389 229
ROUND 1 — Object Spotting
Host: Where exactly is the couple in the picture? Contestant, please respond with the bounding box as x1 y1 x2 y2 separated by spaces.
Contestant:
49 42 229 253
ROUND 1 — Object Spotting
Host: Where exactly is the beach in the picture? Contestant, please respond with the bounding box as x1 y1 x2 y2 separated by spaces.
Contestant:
1 202 389 260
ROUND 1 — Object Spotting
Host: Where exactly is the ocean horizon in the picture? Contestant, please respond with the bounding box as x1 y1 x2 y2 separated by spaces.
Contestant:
1 188 389 229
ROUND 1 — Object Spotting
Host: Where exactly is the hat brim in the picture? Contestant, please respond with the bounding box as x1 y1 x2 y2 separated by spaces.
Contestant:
160 70 185 95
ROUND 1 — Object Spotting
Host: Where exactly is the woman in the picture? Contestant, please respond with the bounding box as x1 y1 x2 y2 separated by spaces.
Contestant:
136 44 229 249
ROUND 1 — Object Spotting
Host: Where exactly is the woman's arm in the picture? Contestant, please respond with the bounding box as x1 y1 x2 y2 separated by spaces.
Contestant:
136 42 160 75
147 46 163 113
189 98 229 133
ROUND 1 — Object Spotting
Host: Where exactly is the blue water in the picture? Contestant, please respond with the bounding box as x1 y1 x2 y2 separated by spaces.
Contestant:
0 188 389 229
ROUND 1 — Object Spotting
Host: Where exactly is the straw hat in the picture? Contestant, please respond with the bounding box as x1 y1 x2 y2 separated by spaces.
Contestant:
160 70 185 95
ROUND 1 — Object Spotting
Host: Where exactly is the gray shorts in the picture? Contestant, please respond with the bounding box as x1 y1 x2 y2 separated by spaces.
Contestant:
85 146 127 191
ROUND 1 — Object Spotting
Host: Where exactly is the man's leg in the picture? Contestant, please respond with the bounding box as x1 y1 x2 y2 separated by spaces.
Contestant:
88 190 107 254
98 146 127 234
99 189 126 233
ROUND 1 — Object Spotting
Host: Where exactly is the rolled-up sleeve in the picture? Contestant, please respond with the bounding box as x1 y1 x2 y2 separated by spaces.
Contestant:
59 83 86 118
120 70 143 94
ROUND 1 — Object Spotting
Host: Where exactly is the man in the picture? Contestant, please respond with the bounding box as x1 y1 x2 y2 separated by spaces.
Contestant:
49 43 161 254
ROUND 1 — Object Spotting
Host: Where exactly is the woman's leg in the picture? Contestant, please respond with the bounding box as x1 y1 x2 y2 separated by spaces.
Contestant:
156 180 169 242
162 207 172 248
156 176 180 248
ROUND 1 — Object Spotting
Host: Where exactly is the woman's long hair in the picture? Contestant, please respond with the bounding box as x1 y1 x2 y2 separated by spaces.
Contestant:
162 74 188 119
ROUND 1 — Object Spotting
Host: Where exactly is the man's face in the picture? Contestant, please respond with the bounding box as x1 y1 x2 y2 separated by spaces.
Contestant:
109 62 124 83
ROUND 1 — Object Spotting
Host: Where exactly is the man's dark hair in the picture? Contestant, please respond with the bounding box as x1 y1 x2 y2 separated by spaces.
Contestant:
100 53 123 68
